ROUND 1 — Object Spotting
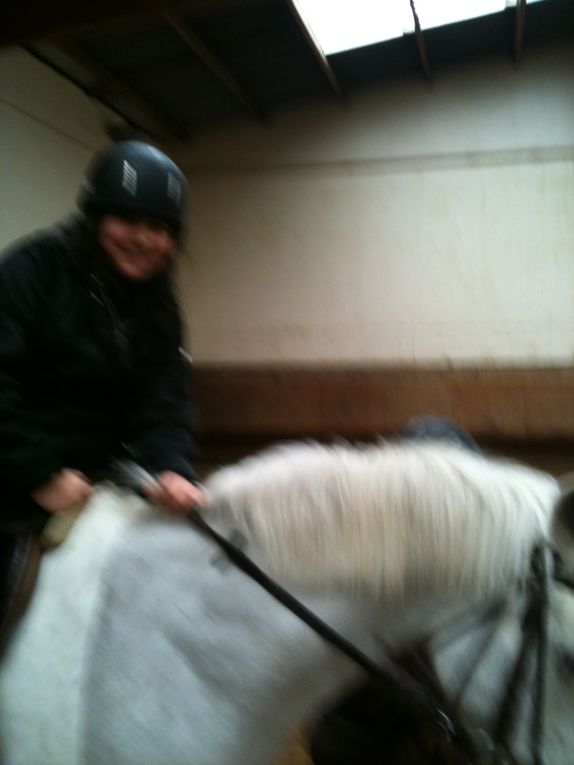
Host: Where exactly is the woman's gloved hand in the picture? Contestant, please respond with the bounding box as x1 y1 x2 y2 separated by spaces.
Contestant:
144 471 206 514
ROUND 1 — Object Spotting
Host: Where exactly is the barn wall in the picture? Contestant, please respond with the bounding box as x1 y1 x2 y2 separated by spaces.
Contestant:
191 364 574 473
0 47 110 250
193 365 574 440
1 45 573 449
175 43 574 367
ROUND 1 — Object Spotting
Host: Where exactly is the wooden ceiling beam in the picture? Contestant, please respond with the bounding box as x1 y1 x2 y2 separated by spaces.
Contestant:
285 0 344 99
164 13 265 119
514 0 527 65
53 39 187 139
0 0 271 47
409 0 433 82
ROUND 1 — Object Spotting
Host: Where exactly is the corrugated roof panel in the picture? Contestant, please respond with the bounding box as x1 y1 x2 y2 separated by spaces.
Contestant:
188 3 333 106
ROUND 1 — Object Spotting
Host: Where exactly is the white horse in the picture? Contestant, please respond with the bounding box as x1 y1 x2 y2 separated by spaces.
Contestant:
1 441 573 765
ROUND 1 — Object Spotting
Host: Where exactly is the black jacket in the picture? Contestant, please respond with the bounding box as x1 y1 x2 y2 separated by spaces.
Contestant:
0 217 198 514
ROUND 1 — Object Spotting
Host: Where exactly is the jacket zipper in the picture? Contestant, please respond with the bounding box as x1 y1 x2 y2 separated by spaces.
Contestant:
89 274 129 354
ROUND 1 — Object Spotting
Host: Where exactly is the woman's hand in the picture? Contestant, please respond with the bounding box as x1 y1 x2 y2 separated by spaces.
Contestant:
31 469 93 514
144 471 206 514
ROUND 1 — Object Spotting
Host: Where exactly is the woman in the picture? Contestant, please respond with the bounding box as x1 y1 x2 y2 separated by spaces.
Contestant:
0 141 204 534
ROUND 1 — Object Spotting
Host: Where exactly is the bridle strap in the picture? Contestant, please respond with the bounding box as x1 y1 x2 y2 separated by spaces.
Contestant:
187 511 474 755
530 546 550 765
491 545 551 765
450 606 506 712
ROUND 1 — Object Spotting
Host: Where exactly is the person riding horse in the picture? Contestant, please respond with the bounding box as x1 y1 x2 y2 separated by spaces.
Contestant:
0 141 205 627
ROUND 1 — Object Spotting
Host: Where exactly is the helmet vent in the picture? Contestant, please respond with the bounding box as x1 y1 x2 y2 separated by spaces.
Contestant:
121 160 138 196
167 172 182 205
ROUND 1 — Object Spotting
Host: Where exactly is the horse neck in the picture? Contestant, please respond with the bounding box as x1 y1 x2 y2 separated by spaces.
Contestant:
170 514 385 762
209 509 487 679
209 442 555 613
212 508 384 666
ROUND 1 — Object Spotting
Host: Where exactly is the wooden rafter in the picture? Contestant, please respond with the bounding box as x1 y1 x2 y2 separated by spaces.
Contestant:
514 0 527 65
53 39 187 139
164 13 265 119
409 0 432 82
0 0 268 48
285 0 344 99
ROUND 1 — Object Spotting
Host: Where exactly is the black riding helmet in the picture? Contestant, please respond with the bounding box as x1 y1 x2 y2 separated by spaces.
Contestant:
77 141 188 235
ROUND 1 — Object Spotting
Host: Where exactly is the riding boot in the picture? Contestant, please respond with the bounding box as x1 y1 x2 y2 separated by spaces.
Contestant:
0 534 18 632
0 499 47 656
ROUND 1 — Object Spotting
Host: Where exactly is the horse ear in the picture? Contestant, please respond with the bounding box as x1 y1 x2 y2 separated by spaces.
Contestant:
552 480 574 576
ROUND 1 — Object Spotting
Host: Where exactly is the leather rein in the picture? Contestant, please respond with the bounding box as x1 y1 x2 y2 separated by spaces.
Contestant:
189 512 566 765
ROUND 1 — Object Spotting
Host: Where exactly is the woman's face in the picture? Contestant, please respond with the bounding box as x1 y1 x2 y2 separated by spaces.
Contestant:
99 214 177 281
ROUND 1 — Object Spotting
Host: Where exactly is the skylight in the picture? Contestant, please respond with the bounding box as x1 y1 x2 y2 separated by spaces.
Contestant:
293 0 546 56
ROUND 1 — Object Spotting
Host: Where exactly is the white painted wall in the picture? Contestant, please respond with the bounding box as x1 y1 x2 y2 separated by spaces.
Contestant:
175 43 574 365
1 44 573 367
0 47 111 249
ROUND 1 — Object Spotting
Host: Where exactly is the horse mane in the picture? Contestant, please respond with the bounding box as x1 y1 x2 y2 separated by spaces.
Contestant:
206 441 558 601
